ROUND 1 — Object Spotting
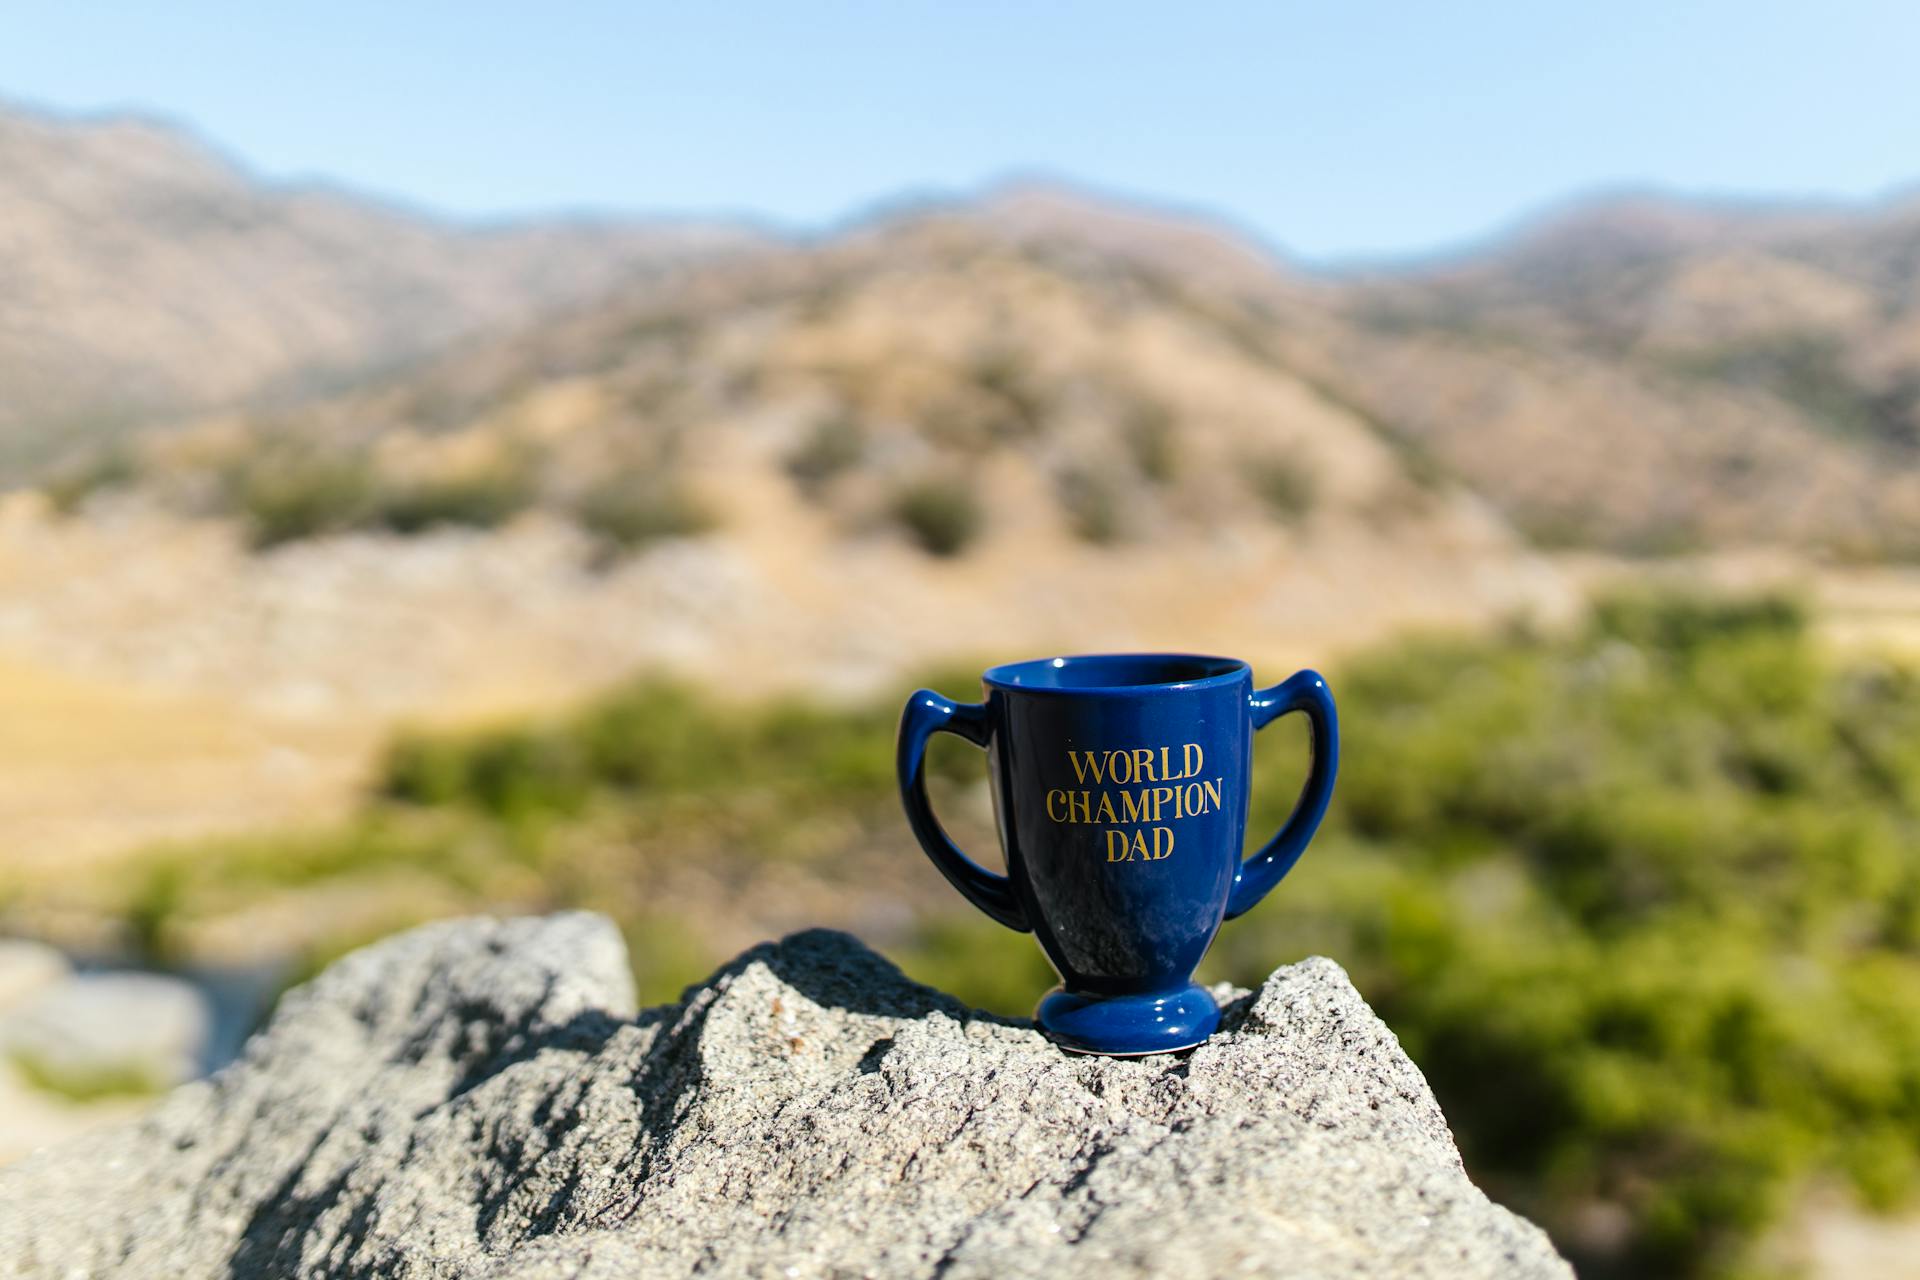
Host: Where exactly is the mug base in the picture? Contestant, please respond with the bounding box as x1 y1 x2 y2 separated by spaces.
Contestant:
1035 982 1221 1057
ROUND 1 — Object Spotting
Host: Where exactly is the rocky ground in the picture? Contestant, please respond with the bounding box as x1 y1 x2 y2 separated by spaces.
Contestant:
0 913 1568 1279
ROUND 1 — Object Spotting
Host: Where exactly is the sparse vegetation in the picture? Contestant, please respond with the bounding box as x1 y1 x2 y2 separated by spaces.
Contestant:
220 444 542 548
619 308 700 351
1121 400 1178 484
784 413 866 495
51 238 1920 562
969 347 1050 438
43 448 140 516
1390 436 1449 492
370 464 537 535
1519 503 1605 551
570 471 715 556
382 677 898 821
1247 454 1319 522
891 477 983 557
228 447 378 549
1667 333 1920 452
1056 466 1127 544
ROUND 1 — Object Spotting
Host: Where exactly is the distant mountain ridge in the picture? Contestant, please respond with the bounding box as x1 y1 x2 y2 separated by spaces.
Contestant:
1316 186 1920 554
0 105 762 469
10 103 1920 557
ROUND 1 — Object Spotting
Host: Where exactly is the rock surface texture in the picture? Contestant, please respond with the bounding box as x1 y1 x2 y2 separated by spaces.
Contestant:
0 913 1570 1279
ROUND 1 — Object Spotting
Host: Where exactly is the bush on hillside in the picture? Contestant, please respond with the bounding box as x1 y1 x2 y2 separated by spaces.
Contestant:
371 465 536 534
570 471 715 557
969 348 1051 439
229 448 378 549
784 413 866 495
891 477 983 557
1056 466 1127 545
226 447 539 548
1121 400 1178 484
1247 453 1318 522
43 448 141 516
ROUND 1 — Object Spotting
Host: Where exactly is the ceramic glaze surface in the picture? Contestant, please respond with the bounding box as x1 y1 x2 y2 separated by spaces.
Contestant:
897 653 1338 1055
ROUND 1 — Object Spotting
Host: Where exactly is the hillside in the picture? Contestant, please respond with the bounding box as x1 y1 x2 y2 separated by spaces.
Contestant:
32 173 1920 561
914 188 1920 558
19 205 1560 699
11 143 1920 861
0 195 1576 862
0 105 757 471
1305 192 1920 555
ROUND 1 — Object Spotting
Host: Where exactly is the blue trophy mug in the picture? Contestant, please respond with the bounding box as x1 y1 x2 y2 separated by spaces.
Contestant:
897 653 1337 1056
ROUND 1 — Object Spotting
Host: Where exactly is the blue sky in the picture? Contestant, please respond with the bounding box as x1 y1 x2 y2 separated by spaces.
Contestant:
5 2 1917 264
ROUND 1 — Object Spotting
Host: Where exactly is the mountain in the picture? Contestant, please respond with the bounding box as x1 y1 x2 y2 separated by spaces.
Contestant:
12 147 1920 861
0 193 1561 866
1307 192 1920 555
0 105 760 470
11 97 1920 559
30 181 1920 719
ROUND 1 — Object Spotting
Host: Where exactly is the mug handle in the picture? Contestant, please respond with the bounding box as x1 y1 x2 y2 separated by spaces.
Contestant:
897 689 1030 932
1225 669 1339 920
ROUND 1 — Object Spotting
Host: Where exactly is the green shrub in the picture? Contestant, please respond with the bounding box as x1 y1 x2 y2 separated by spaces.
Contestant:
969 348 1050 437
1590 592 1806 657
573 679 730 791
1121 400 1178 484
381 734 475 808
784 413 866 494
380 677 896 823
220 445 537 548
126 862 185 962
385 725 591 819
1056 466 1127 545
459 730 594 818
1247 454 1318 521
571 472 714 555
372 465 536 534
229 448 377 549
44 448 140 516
1392 437 1449 492
891 478 983 556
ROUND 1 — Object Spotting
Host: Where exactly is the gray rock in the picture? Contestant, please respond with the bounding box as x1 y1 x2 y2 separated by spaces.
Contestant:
0 913 1569 1279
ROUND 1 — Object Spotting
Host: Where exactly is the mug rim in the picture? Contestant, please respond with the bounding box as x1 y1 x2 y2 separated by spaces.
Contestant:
982 652 1250 695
